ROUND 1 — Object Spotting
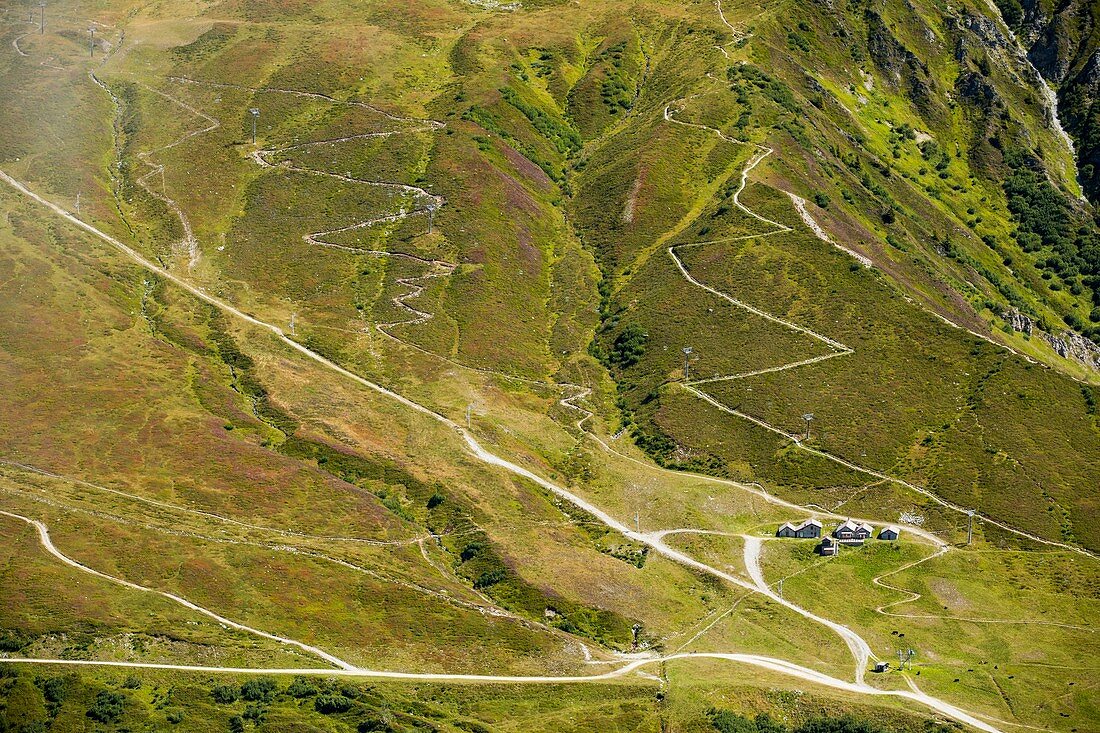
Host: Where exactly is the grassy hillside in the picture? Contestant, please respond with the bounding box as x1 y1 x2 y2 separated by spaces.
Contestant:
0 0 1098 730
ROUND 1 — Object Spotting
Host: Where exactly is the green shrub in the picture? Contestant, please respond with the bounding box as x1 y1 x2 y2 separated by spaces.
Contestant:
211 684 239 704
40 677 67 704
315 694 353 713
609 324 648 368
87 690 125 723
286 677 319 698
239 677 277 702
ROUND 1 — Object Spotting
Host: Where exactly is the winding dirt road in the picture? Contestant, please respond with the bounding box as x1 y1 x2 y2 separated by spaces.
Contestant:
0 509 357 671
742 536 873 682
0 654 1001 733
660 88 1095 559
0 168 1015 728
0 13 1072 729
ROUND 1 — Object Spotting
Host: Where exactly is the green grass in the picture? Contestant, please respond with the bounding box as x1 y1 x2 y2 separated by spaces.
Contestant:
2 0 1100 729
755 537 1100 731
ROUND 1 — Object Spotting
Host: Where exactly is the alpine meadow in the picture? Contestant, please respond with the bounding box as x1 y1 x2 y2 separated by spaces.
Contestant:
0 0 1098 732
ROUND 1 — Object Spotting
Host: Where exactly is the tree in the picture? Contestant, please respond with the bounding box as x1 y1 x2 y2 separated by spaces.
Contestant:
609 324 648 369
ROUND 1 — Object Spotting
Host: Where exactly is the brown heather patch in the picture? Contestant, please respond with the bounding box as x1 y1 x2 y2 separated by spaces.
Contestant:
498 140 554 192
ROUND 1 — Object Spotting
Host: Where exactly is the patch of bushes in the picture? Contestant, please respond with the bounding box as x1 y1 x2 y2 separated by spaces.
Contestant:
315 694 353 714
707 710 957 733
211 684 239 704
239 677 277 702
500 87 581 155
609 324 648 368
87 690 125 723
728 65 800 115
287 677 319 698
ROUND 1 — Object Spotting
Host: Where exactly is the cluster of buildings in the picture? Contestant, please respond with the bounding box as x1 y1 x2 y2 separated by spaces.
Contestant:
776 518 900 556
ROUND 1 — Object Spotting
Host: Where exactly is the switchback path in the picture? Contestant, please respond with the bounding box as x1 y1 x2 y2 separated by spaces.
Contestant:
81 38 1091 560
871 543 1095 631
0 168 1010 732
660 82 1097 560
0 19 1058 729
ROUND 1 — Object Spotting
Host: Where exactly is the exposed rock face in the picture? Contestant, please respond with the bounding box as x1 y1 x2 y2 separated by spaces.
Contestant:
1004 308 1100 369
1059 51 1100 200
1004 308 1035 335
998 0 1100 201
865 11 940 119
1042 330 1100 369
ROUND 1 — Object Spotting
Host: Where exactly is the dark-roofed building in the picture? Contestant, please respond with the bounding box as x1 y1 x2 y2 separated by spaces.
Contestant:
818 536 838 556
776 518 822 539
834 519 874 544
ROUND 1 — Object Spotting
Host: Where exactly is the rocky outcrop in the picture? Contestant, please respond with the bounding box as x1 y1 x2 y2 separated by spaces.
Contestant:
1003 308 1100 369
865 11 941 120
1059 51 1100 200
998 0 1100 201
1004 308 1035 335
1042 329 1100 369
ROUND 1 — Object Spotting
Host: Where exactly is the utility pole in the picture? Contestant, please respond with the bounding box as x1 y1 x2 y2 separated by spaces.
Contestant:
249 107 260 144
38 1 45 33
289 312 296 336
635 510 640 533
802 413 815 441
465 403 472 429
967 510 975 545
88 26 95 56
426 202 437 234
682 346 693 382
777 578 783 598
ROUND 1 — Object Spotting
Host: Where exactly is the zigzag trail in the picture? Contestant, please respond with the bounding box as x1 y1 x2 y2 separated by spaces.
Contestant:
130 82 218 269
154 78 603 437
0 15 1065 731
83 32 1085 560
164 76 467 340
871 543 1095 631
654 1 1098 560
0 163 1012 731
